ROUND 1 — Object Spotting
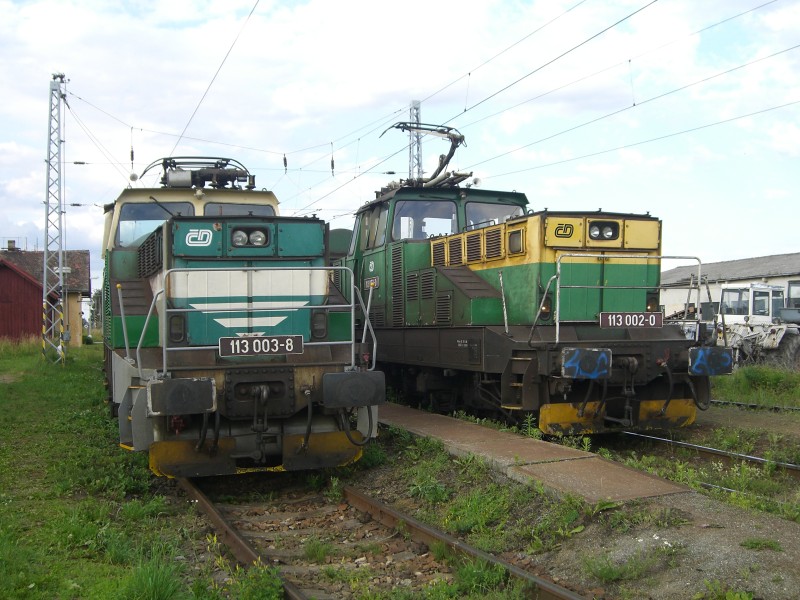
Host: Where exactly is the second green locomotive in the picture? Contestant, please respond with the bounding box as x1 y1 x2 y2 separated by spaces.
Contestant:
336 130 731 434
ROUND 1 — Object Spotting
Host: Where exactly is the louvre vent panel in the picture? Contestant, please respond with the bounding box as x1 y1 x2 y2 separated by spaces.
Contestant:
432 242 446 267
448 238 463 265
391 245 404 327
435 294 452 324
485 229 503 259
466 233 482 262
420 271 435 299
406 273 419 301
137 229 163 278
369 308 385 328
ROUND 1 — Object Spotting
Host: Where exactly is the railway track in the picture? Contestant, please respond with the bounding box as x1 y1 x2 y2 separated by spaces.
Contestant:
621 431 800 482
178 477 591 599
711 399 800 413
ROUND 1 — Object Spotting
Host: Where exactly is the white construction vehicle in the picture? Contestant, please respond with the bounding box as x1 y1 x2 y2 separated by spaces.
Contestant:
717 282 800 368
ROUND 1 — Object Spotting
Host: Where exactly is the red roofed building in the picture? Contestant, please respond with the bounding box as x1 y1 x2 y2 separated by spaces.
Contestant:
0 241 91 345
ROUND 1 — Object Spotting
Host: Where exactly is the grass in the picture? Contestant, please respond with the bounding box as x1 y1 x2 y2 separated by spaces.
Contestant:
582 544 683 583
740 537 783 551
0 338 279 599
712 365 800 408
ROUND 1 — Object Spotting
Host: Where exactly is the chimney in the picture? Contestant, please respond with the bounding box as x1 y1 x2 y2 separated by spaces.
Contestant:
7 240 16 251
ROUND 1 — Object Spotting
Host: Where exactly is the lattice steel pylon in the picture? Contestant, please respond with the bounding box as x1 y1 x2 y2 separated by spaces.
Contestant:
408 100 422 181
42 73 67 364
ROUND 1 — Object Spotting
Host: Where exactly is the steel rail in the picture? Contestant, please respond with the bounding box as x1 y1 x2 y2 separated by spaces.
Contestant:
710 399 800 413
343 485 590 600
177 478 308 600
621 431 800 481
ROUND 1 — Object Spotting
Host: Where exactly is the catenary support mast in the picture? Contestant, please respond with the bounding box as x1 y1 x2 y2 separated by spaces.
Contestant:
42 73 67 363
409 100 422 181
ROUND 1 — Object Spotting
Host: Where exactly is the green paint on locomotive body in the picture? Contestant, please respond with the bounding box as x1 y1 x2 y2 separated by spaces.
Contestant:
343 183 664 330
470 260 660 324
104 211 334 349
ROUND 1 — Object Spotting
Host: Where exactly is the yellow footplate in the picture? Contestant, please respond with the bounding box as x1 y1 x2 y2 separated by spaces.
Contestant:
539 399 696 435
282 431 363 471
149 439 237 478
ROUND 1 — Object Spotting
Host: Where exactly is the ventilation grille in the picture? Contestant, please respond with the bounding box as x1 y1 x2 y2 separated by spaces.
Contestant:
420 271 435 299
485 228 503 259
466 232 482 262
448 237 463 265
332 269 341 291
369 307 385 328
137 229 163 278
391 244 404 327
406 273 419 301
103 268 111 342
435 294 452 324
432 241 446 267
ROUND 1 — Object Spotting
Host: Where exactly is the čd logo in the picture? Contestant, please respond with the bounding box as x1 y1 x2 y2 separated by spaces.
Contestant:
554 223 574 238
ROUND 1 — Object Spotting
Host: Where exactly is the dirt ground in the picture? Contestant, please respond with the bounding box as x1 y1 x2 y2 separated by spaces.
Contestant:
536 406 800 599
358 405 800 599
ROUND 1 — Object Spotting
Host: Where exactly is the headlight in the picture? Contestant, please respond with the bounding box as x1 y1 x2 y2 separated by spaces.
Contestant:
588 221 619 241
249 230 267 246
539 295 552 320
231 230 248 246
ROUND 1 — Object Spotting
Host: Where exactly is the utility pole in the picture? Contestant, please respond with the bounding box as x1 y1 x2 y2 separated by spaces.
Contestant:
42 73 67 364
408 100 422 181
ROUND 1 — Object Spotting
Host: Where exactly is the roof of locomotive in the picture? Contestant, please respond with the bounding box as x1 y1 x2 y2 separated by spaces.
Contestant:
104 156 279 214
357 183 530 213
525 208 660 221
358 182 658 223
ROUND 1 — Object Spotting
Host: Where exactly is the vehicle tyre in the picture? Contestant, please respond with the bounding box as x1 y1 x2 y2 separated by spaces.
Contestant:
769 334 800 370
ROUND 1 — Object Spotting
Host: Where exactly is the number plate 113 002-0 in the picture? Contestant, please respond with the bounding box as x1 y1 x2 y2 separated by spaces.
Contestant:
219 335 304 357
600 312 663 328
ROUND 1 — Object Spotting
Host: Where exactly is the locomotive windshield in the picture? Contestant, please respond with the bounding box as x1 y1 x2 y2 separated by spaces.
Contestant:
465 201 524 230
392 200 456 240
203 202 276 216
117 202 194 247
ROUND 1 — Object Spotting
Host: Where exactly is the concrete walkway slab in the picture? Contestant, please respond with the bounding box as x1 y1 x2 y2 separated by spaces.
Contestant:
378 403 688 503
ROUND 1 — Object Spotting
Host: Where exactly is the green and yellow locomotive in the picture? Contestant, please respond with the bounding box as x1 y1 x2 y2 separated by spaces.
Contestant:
103 157 384 477
337 127 730 434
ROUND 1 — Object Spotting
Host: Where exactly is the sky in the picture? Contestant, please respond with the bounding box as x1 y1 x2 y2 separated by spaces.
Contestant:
1 0 798 297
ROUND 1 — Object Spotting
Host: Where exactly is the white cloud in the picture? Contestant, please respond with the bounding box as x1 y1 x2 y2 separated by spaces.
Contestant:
0 0 796 280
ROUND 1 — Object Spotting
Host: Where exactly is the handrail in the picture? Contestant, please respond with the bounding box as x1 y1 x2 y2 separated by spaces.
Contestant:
548 254 704 345
527 274 558 346
136 289 164 380
353 285 378 371
115 284 132 361
145 265 373 377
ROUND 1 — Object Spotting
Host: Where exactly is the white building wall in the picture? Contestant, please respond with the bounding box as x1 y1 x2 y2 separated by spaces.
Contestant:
660 275 795 317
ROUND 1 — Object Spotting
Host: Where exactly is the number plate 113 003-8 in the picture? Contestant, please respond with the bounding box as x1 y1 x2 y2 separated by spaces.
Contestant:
219 335 304 357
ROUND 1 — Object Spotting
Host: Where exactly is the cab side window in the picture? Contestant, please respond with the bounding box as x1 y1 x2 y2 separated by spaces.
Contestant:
358 204 389 250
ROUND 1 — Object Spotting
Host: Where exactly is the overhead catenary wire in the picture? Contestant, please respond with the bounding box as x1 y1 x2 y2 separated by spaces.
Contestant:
169 0 261 156
60 1 789 214
465 43 800 172
63 0 589 189
486 99 800 180
443 0 660 124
